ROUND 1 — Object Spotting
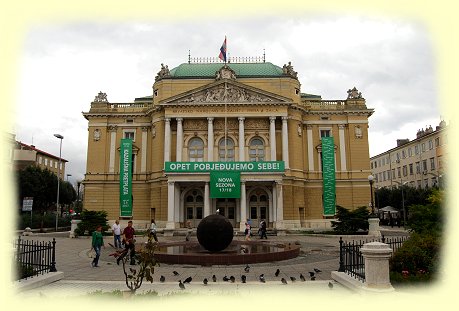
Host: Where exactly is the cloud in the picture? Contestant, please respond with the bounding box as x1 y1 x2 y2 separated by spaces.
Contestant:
13 15 441 181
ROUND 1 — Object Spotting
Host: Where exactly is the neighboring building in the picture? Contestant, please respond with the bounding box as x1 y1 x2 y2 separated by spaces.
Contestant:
13 140 67 179
370 121 447 189
82 57 374 231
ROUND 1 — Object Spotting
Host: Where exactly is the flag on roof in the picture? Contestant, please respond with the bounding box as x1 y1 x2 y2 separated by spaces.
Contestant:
218 36 227 62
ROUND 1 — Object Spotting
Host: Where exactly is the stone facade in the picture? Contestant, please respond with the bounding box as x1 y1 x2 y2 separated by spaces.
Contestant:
82 61 374 231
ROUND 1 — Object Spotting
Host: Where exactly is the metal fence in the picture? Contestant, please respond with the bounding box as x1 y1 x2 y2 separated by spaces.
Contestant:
338 235 409 282
13 236 57 280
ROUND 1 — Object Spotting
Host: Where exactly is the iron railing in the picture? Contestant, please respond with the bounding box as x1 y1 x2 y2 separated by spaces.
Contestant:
338 235 409 282
14 236 57 280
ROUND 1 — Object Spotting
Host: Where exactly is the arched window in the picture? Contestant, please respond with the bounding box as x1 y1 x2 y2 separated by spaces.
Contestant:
218 138 235 162
249 137 264 161
188 137 204 162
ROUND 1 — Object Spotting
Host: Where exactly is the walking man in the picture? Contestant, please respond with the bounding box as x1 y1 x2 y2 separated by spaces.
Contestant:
91 225 105 267
112 220 121 248
117 220 136 265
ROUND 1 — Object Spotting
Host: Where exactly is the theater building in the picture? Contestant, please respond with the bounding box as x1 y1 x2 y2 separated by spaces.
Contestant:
82 58 374 232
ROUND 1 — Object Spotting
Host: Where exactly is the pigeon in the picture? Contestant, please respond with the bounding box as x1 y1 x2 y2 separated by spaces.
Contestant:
310 276 316 281
203 278 208 285
313 268 322 273
223 275 230 282
179 280 185 290
159 275 165 283
241 275 246 283
212 274 217 282
259 274 265 283
328 281 334 289
299 274 306 282
275 269 280 277
184 276 192 284
229 276 235 283
290 276 296 282
244 264 250 273
173 270 179 276
309 271 315 277
281 278 287 284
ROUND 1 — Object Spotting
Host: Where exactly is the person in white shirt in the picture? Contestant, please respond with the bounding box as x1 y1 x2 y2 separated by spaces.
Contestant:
150 219 158 242
112 220 121 248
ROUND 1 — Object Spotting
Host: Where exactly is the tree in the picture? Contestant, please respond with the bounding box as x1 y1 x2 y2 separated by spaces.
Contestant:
74 210 109 236
331 206 369 234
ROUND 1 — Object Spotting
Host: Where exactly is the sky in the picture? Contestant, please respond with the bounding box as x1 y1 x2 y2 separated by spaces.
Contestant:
11 15 442 186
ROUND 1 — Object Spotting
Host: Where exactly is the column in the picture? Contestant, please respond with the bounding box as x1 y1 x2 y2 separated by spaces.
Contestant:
108 125 117 173
176 118 183 161
275 181 284 229
238 117 245 161
281 116 289 168
207 117 214 162
307 125 314 171
338 124 347 171
164 118 171 162
272 182 277 222
166 181 175 229
269 116 277 161
360 242 394 292
239 182 247 231
141 127 148 172
204 182 210 217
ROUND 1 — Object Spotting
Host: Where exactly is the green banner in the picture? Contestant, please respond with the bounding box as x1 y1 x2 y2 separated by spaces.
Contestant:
165 161 284 173
321 137 336 216
210 171 241 198
119 139 133 217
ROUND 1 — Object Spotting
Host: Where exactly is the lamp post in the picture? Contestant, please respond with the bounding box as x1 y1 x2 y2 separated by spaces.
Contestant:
54 134 64 232
367 174 376 217
394 179 408 228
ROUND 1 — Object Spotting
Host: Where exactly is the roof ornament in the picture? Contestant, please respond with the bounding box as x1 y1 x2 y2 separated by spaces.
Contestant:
215 64 236 81
155 63 171 81
94 91 108 103
282 61 298 78
347 87 363 99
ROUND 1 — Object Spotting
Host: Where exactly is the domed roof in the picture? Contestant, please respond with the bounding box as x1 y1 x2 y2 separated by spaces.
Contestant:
169 62 284 78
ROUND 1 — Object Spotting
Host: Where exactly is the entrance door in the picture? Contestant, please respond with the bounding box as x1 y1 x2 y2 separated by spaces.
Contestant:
216 198 236 227
249 191 268 228
184 190 204 228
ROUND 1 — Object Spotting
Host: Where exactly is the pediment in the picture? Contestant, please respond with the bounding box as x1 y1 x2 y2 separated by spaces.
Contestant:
160 80 291 105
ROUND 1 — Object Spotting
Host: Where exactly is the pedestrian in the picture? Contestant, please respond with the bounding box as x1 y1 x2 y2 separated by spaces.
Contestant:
91 225 105 267
117 220 136 265
185 220 192 241
260 219 268 239
149 219 158 242
112 220 121 248
244 222 251 241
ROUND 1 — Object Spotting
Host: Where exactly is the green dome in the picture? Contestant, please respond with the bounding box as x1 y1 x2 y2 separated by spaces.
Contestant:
169 62 284 78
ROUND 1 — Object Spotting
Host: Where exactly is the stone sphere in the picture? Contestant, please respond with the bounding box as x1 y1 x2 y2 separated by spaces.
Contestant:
197 214 233 252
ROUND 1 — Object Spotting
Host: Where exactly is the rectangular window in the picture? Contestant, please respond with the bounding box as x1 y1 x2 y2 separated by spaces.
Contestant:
38 156 42 164
422 143 426 152
403 165 408 177
435 137 440 147
408 148 412 157
124 131 135 141
409 164 414 175
55 162 57 168
415 145 419 154
416 162 420 174
430 157 435 170
227 207 235 220
250 207 257 220
424 179 429 188
396 153 400 161
320 129 331 137
44 158 48 166
392 169 395 179
383 171 386 181
374 161 377 168
428 140 433 150
387 156 390 163
186 208 193 219
49 160 53 167
196 207 203 219
382 158 385 166
371 162 373 169
422 160 427 172
402 150 406 159
397 167 401 178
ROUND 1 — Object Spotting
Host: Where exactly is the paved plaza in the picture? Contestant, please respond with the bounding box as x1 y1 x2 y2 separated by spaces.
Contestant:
13 227 408 299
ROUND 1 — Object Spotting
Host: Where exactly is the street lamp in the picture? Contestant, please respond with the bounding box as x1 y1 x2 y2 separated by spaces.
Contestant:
54 133 64 232
367 174 376 217
394 179 409 228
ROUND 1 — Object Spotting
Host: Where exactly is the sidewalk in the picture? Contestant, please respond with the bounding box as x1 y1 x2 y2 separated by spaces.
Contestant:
13 229 409 297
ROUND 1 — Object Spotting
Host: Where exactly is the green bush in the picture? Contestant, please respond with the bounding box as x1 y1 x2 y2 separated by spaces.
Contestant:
74 210 109 236
390 232 441 284
17 213 71 230
331 205 369 234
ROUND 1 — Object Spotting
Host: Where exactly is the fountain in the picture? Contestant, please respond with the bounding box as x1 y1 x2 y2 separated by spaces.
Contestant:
154 214 300 265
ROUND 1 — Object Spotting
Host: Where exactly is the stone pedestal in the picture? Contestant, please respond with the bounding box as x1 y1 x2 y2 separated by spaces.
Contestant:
368 217 381 237
22 227 33 236
360 242 394 292
69 219 81 238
